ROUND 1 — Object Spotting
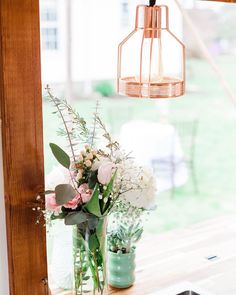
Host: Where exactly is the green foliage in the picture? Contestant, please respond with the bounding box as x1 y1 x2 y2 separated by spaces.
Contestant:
108 223 143 254
73 230 90 294
101 170 117 214
49 143 71 169
83 184 101 217
103 170 117 200
94 115 120 152
55 183 76 205
47 87 90 144
95 81 114 97
65 211 88 225
88 233 99 252
73 221 107 293
87 170 98 189
87 215 99 230
51 212 67 220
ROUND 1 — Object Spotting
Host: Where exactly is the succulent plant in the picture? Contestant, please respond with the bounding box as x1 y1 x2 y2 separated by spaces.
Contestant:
108 223 143 254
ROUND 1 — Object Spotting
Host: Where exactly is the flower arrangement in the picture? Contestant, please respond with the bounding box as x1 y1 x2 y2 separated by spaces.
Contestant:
35 87 157 295
44 143 118 224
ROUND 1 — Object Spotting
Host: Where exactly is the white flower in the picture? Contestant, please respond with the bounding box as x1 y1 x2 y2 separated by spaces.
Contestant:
98 161 114 185
45 166 71 190
91 156 109 171
118 164 157 210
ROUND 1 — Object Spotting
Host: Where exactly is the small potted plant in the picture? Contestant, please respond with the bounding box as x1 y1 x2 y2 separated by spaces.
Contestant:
108 222 143 288
108 166 157 289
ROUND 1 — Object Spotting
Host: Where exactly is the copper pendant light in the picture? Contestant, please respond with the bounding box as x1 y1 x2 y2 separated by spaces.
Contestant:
117 0 186 99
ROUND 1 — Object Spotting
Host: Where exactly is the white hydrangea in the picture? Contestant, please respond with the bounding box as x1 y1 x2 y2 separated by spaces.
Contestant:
116 159 157 210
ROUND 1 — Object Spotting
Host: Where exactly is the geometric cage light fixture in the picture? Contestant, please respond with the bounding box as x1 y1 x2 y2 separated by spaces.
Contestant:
117 0 186 99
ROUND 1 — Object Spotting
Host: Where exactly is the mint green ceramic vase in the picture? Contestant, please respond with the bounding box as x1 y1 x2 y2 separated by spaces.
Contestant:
108 251 136 288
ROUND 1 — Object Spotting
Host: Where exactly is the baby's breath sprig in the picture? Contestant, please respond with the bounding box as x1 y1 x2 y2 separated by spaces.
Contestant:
32 194 45 225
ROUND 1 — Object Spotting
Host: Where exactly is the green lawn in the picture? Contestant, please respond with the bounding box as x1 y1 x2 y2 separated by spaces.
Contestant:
43 56 236 234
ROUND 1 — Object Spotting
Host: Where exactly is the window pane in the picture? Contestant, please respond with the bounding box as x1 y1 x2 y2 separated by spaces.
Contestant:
41 28 58 50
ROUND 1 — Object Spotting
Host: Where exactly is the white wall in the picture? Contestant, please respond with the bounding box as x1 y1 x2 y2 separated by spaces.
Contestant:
41 0 67 83
0 119 10 295
41 0 183 84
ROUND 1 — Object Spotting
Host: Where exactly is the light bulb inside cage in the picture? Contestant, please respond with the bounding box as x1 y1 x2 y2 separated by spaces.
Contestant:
117 5 185 99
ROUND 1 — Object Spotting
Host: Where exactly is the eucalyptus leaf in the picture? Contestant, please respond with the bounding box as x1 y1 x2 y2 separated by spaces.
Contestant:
49 143 71 169
87 215 99 230
65 211 88 225
55 184 76 205
38 190 54 197
43 190 55 195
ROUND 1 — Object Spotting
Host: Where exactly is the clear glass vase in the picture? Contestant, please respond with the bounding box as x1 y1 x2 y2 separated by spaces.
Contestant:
73 216 108 295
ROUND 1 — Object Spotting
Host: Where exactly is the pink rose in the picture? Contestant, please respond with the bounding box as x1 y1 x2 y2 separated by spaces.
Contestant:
64 194 82 209
78 183 92 203
98 162 114 185
46 194 62 214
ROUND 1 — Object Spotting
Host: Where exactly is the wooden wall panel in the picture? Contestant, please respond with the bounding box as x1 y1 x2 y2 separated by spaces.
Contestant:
0 1 48 294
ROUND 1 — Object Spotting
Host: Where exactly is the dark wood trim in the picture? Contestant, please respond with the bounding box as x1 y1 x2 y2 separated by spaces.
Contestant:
0 1 48 294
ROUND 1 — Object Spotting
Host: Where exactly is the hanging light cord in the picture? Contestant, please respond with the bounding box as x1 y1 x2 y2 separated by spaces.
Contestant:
149 0 156 6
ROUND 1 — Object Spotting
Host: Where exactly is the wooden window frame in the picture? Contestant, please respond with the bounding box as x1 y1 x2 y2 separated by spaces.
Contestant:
0 1 48 294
